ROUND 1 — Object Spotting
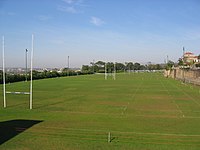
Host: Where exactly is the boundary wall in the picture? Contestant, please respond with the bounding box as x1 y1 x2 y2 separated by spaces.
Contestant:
164 68 200 86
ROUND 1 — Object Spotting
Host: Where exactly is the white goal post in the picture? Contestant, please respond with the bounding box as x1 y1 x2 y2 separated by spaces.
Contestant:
104 61 116 80
2 34 34 109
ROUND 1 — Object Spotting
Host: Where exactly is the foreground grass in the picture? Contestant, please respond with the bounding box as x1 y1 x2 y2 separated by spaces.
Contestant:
0 73 200 150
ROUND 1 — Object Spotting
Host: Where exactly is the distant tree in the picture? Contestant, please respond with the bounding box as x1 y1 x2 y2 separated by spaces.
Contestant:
106 62 114 73
0 70 2 84
95 61 105 67
166 60 174 70
139 65 147 70
115 63 125 72
178 58 184 66
125 62 134 70
62 68 70 72
95 61 105 73
195 63 200 67
133 62 141 70
198 55 200 59
155 64 161 70
82 65 90 73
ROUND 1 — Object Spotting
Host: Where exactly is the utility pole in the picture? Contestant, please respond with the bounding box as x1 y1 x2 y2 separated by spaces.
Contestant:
167 55 168 63
68 56 70 69
183 47 185 63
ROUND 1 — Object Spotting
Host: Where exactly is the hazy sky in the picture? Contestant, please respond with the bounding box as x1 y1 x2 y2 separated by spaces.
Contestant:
0 0 200 68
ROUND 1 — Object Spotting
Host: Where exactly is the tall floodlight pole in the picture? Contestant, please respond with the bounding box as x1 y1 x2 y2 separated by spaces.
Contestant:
167 55 169 63
2 36 6 108
183 47 185 63
30 34 34 110
25 49 28 82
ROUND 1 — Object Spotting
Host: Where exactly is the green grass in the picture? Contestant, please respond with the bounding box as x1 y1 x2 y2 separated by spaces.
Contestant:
0 73 200 149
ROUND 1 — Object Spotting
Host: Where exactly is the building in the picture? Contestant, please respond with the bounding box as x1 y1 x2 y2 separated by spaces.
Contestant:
183 52 199 65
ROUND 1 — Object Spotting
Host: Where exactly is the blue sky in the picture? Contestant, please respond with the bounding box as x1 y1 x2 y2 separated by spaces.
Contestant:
0 0 200 68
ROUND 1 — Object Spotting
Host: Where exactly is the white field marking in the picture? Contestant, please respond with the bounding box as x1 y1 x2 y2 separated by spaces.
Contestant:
159 77 184 118
48 110 199 119
133 114 200 119
124 106 127 111
121 105 127 115
121 75 144 115
134 108 180 112
38 126 200 137
169 80 200 107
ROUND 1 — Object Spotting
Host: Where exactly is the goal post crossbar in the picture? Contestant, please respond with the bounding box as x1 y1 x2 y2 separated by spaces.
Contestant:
6 91 30 95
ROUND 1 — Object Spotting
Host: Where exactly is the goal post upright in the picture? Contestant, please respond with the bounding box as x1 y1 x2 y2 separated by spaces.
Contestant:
105 61 107 80
113 61 116 80
2 36 6 108
30 34 34 110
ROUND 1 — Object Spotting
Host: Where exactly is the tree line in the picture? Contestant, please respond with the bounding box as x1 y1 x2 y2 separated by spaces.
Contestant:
82 61 166 73
0 69 92 84
0 61 167 84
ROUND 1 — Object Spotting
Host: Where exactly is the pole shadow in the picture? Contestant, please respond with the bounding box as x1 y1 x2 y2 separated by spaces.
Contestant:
0 119 43 145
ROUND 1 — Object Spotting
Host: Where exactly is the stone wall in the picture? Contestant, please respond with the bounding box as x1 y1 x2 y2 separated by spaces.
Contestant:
164 68 200 86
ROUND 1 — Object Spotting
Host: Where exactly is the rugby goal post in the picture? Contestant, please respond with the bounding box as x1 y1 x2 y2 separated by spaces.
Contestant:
104 61 116 80
2 34 34 109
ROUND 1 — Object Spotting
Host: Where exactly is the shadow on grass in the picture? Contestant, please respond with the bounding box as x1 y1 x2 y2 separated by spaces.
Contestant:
0 119 43 145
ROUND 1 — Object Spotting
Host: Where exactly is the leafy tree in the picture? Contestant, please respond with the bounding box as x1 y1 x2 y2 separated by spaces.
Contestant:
95 61 105 67
166 60 174 70
106 62 114 73
198 55 200 59
178 58 184 66
115 63 125 72
95 61 105 73
139 65 147 70
125 62 134 70
195 63 200 67
133 62 141 70
82 65 90 73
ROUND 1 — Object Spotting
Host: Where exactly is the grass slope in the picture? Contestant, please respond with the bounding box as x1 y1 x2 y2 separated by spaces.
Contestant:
0 73 200 150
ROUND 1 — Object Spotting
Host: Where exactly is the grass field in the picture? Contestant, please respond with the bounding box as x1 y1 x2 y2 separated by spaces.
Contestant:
0 72 200 150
